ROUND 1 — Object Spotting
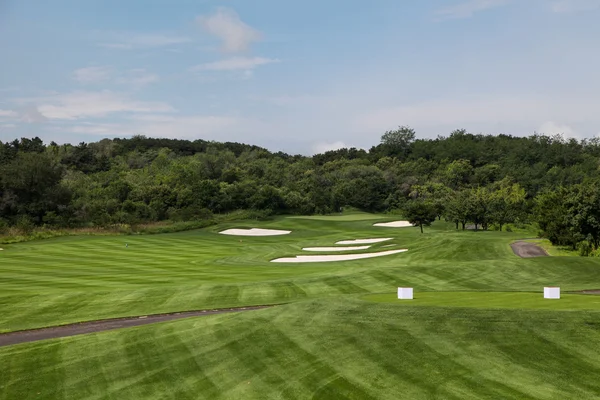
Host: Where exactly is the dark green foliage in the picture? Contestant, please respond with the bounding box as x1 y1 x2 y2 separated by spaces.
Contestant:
403 199 437 233
2 130 600 253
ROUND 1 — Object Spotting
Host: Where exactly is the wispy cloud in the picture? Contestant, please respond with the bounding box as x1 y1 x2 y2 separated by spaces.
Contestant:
127 114 240 139
190 56 280 72
196 7 262 52
435 0 511 19
73 66 113 83
538 121 580 139
0 109 18 119
14 91 174 120
117 69 160 88
73 66 159 88
550 0 600 13
99 33 191 50
312 141 349 154
353 94 598 136
18 105 49 123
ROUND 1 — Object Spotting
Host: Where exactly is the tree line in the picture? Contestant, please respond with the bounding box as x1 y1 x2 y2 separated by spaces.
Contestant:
2 127 600 254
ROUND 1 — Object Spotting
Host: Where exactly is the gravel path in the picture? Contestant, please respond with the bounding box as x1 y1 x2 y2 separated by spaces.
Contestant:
510 241 549 258
0 305 273 348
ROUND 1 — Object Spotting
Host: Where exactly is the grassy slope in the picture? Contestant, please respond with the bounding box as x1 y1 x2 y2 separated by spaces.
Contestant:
3 212 600 399
524 238 579 257
2 299 600 400
364 292 600 310
1 214 599 332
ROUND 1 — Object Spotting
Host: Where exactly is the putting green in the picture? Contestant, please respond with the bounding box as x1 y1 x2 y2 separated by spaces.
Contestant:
363 291 600 310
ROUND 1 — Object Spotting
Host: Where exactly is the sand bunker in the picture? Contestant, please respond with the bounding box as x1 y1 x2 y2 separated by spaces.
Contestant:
373 221 413 227
271 249 407 263
335 238 392 245
219 228 291 236
302 246 371 252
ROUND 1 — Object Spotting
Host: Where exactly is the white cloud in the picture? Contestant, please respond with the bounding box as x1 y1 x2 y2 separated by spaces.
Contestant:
537 121 580 139
190 56 280 72
312 141 348 154
550 0 600 12
99 33 191 50
18 105 48 123
73 66 113 83
57 123 120 135
73 67 159 88
196 7 262 52
117 69 159 88
435 0 511 19
127 114 240 139
14 91 174 120
353 95 599 137
1 124 16 129
0 109 18 119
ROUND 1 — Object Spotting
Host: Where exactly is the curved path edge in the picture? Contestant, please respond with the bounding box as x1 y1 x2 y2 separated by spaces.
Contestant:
0 305 276 348
510 240 549 258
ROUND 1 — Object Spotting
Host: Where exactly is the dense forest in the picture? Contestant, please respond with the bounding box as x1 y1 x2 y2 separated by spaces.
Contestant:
2 127 600 254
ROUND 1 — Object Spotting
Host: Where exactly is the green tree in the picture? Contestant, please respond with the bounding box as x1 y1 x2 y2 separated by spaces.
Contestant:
445 189 472 230
488 178 526 231
403 199 437 233
535 187 582 249
379 126 416 159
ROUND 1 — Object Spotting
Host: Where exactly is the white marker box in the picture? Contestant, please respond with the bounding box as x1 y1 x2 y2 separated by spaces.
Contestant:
397 287 413 300
544 287 560 299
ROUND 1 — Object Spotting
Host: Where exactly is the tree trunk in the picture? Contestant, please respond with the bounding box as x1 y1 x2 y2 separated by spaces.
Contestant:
420 223 423 233
461 222 466 230
499 223 503 232
475 223 478 231
455 221 459 230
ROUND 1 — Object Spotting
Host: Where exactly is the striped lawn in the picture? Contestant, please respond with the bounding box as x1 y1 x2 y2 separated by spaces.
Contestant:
2 299 600 399
2 213 600 398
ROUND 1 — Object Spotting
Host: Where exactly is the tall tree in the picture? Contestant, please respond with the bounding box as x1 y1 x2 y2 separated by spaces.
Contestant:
379 125 416 159
403 199 437 233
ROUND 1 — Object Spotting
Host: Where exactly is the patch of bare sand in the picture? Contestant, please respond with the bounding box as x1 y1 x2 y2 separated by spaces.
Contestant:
302 246 371 252
271 249 407 263
335 238 392 245
373 221 413 227
219 228 291 236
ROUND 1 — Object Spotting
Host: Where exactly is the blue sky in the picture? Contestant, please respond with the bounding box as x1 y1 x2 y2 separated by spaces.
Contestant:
1 0 599 154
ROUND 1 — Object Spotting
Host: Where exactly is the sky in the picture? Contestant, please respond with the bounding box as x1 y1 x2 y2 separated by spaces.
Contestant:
1 0 599 155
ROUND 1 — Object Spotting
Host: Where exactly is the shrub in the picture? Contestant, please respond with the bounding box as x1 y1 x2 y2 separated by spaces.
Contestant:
578 241 593 257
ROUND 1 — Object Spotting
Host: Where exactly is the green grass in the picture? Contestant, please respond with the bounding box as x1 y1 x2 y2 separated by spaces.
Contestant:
524 238 579 257
286 211 392 221
363 291 600 310
3 216 600 399
3 299 600 399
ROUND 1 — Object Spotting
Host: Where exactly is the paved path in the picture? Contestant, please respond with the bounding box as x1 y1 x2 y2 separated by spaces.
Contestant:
0 305 273 348
510 241 549 258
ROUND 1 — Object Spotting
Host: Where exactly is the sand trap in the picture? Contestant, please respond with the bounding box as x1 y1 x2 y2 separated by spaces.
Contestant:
219 228 291 236
271 249 407 263
302 246 371 252
335 238 392 245
373 221 413 228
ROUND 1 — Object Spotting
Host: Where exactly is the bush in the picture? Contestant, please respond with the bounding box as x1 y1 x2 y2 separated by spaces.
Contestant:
0 218 8 234
578 241 593 257
15 215 35 235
